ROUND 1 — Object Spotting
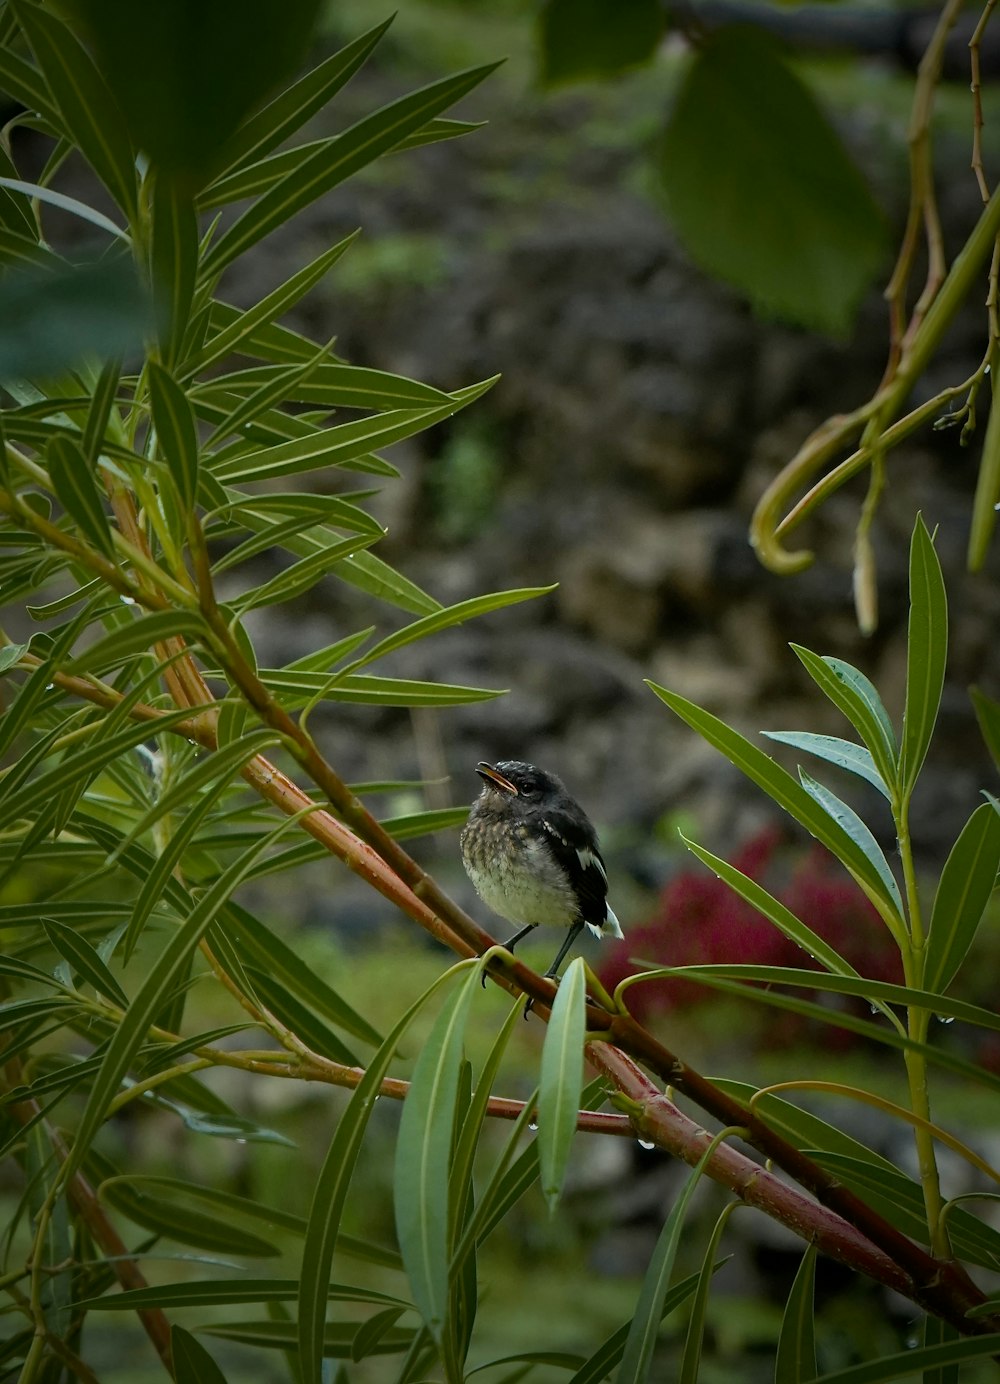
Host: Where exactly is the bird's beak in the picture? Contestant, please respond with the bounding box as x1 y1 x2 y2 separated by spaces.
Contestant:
475 762 518 795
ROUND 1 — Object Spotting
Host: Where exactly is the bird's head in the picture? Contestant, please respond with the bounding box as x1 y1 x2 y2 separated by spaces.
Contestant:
474 760 564 806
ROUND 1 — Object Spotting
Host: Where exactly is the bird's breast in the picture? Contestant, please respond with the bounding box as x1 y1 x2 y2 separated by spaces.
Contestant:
460 816 577 927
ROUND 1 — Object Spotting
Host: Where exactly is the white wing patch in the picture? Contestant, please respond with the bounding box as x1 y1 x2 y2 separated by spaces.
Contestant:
577 846 607 884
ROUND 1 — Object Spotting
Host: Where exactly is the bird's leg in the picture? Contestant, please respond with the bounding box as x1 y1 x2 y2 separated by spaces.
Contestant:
543 921 584 980
482 923 538 988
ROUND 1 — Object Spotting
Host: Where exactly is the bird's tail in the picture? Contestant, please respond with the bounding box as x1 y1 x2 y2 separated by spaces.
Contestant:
586 906 623 941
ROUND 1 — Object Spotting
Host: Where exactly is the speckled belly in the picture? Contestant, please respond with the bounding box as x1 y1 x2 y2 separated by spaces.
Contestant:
461 821 576 928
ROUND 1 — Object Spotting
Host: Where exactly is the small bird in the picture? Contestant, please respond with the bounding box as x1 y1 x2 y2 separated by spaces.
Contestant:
460 759 623 979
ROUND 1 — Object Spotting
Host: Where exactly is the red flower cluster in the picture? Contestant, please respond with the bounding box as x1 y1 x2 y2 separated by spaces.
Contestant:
598 827 903 1040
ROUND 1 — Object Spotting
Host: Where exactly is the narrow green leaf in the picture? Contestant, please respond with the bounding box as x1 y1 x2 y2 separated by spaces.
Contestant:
925 800 1000 993
629 966 1000 1096
968 365 1000 571
350 586 556 672
204 1320 414 1356
148 360 199 512
225 902 383 1049
679 836 862 981
172 1327 227 1384
798 770 903 918
46 434 114 556
971 686 1000 773
0 175 128 240
185 235 358 377
244 968 360 1065
205 347 330 447
381 806 470 840
321 548 440 615
790 646 898 790
0 705 199 834
81 357 122 466
761 730 890 801
202 63 501 276
42 919 128 1008
393 116 484 153
150 174 198 367
298 961 474 1384
200 296 335 366
679 1210 736 1384
538 957 586 1214
65 810 315 1181
96 1164 280 1256
232 532 380 612
0 641 28 673
900 516 947 797
647 682 903 920
0 44 61 127
283 628 375 675
12 0 137 217
229 669 502 708
569 1272 711 1384
352 1307 409 1362
394 964 481 1344
214 378 498 484
65 608 207 674
775 1244 817 1383
83 1278 406 1311
616 1137 728 1384
203 362 451 411
112 729 281 862
920 1315 960 1384
210 19 394 179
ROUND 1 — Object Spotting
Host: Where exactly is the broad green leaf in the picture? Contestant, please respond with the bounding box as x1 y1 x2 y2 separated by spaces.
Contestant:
42 919 128 1008
185 234 358 377
65 608 207 674
13 0 137 218
538 956 586 1213
148 360 199 512
775 1244 817 1383
214 378 497 483
798 770 903 918
900 516 947 797
82 1278 406 1310
202 63 501 276
64 809 315 1181
647 682 903 921
659 28 886 334
172 1327 227 1384
616 1136 727 1384
925 800 1000 993
679 835 862 982
0 641 28 673
298 961 472 1384
71 0 322 180
224 903 383 1049
569 1272 714 1384
539 0 664 83
762 731 890 801
791 646 898 791
350 586 556 672
971 686 1000 773
394 964 481 1344
150 174 198 367
210 19 394 180
46 434 114 556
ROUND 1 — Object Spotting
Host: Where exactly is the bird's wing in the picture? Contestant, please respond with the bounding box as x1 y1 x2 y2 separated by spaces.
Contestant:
537 809 610 927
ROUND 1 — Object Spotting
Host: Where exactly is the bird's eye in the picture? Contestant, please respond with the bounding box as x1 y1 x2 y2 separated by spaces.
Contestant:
519 778 539 796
